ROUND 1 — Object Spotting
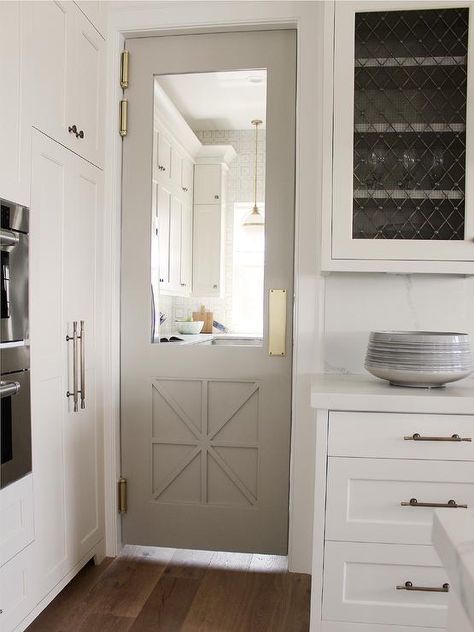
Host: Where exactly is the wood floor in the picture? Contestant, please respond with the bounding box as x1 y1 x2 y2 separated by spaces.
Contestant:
26 546 311 631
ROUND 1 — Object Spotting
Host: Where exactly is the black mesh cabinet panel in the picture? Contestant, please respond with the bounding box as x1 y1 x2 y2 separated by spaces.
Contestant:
352 8 469 240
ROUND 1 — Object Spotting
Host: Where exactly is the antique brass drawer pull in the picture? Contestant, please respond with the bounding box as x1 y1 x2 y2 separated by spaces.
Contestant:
404 433 472 442
396 581 449 593
401 498 467 509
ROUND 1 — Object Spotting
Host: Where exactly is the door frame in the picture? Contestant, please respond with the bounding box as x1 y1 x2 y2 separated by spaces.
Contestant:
102 1 330 575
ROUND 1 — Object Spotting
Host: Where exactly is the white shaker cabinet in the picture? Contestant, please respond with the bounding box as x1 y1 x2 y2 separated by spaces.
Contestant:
29 129 104 608
192 204 225 298
324 1 474 273
153 122 195 297
192 164 227 297
193 164 223 205
23 0 104 168
0 544 35 632
310 376 474 632
0 2 30 206
74 0 107 37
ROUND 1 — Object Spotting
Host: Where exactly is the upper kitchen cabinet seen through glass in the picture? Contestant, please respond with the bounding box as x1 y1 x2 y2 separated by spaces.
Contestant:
329 2 474 272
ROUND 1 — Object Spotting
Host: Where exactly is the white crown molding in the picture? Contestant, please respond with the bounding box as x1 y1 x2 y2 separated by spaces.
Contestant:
154 82 202 158
195 144 237 166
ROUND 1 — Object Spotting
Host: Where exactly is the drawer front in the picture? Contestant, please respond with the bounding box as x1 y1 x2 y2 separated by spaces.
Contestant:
321 623 441 632
0 543 34 632
326 458 474 545
0 474 34 566
322 542 448 629
329 412 474 460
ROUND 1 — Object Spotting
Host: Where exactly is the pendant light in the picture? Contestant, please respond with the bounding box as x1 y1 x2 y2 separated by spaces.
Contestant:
242 119 264 228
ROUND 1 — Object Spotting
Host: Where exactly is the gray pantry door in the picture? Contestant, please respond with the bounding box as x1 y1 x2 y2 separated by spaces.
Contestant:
121 30 296 553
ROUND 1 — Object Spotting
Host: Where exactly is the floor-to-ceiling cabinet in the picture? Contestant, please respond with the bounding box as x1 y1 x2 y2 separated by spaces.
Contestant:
29 129 104 601
0 129 105 632
0 2 106 631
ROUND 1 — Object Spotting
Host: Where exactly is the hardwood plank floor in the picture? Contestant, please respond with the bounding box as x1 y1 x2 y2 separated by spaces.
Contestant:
26 547 311 632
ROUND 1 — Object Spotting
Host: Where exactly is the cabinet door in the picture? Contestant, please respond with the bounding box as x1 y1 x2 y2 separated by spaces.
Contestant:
70 7 104 167
169 195 182 291
181 157 194 196
30 131 103 589
30 131 70 595
0 2 30 206
63 152 104 564
74 0 106 37
24 0 75 151
193 164 222 204
192 204 223 296
157 131 172 181
180 200 193 293
331 2 474 265
0 544 35 632
0 475 34 567
157 184 171 287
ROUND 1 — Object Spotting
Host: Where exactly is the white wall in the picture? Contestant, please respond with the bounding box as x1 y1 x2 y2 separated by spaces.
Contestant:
324 274 474 374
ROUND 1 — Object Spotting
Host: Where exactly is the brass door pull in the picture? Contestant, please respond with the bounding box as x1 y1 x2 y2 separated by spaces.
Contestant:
396 581 449 593
404 433 472 442
401 498 468 509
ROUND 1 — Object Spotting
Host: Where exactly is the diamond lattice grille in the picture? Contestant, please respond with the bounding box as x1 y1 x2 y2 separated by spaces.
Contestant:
352 8 469 240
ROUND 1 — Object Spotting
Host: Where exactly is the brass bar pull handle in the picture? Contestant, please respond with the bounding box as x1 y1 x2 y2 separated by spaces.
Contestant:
268 289 287 356
404 433 472 442
66 321 79 412
401 498 468 509
79 320 85 410
396 581 449 593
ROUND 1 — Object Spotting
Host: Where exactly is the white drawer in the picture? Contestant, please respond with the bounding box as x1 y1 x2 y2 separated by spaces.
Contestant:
321 623 442 632
0 474 34 566
329 412 474 460
0 542 34 632
322 542 448 629
326 458 474 545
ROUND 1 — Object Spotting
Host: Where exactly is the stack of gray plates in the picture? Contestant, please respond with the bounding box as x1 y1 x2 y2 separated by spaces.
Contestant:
365 331 473 387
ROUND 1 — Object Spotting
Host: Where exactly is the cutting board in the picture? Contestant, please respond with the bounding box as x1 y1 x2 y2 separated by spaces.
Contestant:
193 305 213 333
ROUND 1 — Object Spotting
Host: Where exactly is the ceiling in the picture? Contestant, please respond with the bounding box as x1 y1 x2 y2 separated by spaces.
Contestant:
156 70 267 131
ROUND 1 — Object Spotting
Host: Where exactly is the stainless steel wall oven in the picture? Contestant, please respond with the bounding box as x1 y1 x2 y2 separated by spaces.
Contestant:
1 200 29 343
1 346 31 488
0 197 31 489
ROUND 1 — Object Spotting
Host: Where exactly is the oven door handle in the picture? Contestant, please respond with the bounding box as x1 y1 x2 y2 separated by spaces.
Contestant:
0 228 20 251
0 380 21 398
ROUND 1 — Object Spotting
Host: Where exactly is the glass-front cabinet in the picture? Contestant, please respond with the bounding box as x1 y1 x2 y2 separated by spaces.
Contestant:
329 1 474 272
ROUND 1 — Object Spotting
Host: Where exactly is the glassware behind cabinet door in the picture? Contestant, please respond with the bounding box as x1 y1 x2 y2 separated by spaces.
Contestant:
430 148 444 189
367 146 386 187
401 148 417 188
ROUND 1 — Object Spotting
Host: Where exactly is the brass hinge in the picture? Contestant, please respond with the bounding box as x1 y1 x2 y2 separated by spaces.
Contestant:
119 100 128 138
120 50 129 89
118 477 128 513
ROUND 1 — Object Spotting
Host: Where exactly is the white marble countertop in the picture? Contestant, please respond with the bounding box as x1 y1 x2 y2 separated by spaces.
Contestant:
153 333 263 346
433 510 474 628
154 333 214 345
311 373 474 414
